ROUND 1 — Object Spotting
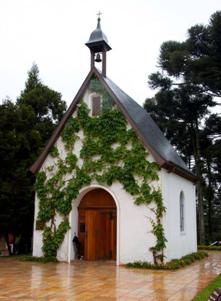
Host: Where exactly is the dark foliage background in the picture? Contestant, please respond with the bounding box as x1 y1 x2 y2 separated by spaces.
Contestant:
0 64 66 253
144 11 221 243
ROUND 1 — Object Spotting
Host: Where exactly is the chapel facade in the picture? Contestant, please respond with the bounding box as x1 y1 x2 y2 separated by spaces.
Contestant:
31 17 197 264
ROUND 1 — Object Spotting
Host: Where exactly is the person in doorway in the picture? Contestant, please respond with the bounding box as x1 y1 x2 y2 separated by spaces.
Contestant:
72 233 81 259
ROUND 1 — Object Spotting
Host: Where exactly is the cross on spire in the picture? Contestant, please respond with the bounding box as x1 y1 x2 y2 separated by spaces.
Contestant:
97 11 102 20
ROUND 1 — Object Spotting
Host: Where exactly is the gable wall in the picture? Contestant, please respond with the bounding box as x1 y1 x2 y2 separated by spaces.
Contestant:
33 88 162 263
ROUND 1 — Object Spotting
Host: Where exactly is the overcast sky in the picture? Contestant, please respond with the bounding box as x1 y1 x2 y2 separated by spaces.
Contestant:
0 0 221 107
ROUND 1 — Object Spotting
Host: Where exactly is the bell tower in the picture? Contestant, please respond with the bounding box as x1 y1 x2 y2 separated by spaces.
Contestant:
85 14 111 77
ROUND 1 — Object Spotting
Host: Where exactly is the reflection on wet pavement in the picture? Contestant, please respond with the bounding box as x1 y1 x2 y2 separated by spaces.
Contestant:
0 252 220 300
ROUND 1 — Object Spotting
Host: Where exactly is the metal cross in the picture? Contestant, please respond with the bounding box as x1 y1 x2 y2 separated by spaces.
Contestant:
97 11 102 19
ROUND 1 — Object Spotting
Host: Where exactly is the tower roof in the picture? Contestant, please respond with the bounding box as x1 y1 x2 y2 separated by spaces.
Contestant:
86 17 111 52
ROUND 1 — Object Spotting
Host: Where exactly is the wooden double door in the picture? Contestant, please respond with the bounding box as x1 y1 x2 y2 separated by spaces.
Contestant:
78 189 116 261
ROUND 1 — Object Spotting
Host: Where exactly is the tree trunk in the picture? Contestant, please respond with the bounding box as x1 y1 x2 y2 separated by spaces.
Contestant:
191 121 205 244
206 156 213 242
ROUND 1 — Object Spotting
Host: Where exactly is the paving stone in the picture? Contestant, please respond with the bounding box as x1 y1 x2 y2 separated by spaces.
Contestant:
0 252 220 300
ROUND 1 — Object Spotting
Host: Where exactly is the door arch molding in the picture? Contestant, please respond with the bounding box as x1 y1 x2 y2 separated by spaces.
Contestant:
68 185 120 265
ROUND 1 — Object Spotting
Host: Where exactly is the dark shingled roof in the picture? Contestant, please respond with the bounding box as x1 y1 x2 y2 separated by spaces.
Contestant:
103 76 190 173
30 68 196 182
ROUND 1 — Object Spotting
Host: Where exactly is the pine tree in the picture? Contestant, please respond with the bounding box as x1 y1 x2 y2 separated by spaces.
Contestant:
144 11 221 244
0 64 66 253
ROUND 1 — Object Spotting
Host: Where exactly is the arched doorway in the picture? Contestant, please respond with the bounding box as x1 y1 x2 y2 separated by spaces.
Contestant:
78 188 117 261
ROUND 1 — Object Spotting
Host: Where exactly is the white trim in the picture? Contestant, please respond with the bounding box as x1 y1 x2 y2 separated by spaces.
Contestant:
68 184 120 265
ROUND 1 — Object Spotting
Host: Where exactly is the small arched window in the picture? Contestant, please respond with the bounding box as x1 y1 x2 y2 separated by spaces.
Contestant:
91 96 101 116
180 191 185 232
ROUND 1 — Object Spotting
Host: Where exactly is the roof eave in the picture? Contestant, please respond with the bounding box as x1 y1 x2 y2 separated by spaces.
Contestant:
162 161 198 183
85 40 111 52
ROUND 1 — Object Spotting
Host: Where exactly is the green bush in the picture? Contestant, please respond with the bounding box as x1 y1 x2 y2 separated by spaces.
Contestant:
126 251 208 270
19 256 57 263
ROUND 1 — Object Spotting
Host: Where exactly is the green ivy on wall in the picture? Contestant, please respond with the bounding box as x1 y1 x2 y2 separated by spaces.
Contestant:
35 80 167 263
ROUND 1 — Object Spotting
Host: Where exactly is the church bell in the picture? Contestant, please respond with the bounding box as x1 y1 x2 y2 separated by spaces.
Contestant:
95 53 102 62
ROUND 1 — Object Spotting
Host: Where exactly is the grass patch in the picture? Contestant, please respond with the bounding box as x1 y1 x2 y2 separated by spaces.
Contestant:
126 251 208 270
192 274 221 301
19 255 57 263
198 245 221 251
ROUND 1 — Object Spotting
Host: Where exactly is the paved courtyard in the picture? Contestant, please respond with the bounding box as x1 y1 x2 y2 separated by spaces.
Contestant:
0 252 221 301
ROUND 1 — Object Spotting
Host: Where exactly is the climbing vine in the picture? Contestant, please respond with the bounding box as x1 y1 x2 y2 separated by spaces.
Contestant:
35 80 167 263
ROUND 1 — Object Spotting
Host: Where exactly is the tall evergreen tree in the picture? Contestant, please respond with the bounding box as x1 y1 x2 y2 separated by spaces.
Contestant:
157 11 221 97
144 11 221 244
17 64 66 143
0 64 66 253
202 114 221 240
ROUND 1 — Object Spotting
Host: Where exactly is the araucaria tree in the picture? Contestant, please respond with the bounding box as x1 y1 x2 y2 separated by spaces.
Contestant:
144 11 221 244
0 64 66 252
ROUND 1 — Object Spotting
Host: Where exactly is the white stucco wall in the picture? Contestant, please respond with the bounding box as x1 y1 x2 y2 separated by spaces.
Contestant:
32 87 197 264
161 169 197 261
32 88 159 263
32 196 43 257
